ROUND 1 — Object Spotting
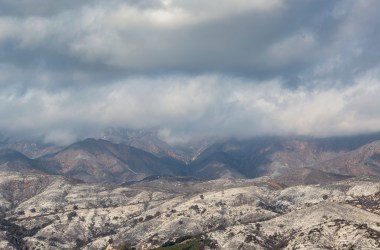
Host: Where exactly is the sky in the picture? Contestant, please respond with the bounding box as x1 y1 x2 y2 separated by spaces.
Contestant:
1 0 380 144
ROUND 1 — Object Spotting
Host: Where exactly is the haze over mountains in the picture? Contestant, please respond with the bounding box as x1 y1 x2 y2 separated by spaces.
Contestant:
2 128 380 184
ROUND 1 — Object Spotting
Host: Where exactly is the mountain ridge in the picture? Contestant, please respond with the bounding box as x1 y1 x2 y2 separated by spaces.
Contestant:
2 132 380 184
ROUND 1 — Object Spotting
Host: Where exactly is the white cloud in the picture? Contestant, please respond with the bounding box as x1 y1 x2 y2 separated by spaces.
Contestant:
43 130 77 145
1 74 380 143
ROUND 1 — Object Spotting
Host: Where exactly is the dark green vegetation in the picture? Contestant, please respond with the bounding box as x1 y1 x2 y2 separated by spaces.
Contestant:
113 236 218 250
155 239 201 250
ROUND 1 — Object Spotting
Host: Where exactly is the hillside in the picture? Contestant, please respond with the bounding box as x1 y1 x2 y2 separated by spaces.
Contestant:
0 171 378 249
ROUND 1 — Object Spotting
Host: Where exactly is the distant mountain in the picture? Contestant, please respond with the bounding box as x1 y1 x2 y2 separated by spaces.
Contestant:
312 140 380 176
189 138 269 179
100 127 179 157
99 127 216 163
0 149 39 173
190 134 380 180
36 138 186 183
0 133 63 159
2 131 380 184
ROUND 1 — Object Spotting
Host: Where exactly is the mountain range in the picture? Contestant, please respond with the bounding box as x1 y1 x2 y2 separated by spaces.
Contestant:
1 129 380 249
2 130 380 184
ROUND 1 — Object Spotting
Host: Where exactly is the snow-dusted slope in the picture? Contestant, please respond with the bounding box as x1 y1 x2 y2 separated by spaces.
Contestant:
0 171 379 249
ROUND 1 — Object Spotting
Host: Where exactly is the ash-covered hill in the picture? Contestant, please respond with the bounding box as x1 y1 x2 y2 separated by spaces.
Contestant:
0 171 379 249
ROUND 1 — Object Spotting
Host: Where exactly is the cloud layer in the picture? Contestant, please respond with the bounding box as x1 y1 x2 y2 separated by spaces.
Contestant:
1 0 380 143
2 73 380 144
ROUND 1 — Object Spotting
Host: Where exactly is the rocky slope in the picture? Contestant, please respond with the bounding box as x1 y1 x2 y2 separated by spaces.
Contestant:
0 171 379 249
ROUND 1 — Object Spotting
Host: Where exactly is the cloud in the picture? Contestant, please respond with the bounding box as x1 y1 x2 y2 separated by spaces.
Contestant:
2 0 376 79
1 74 380 144
0 0 380 143
0 0 94 16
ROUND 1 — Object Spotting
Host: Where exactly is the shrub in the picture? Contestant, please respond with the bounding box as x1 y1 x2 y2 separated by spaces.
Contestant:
161 240 175 247
144 215 154 221
189 205 200 213
175 235 192 243
67 211 77 221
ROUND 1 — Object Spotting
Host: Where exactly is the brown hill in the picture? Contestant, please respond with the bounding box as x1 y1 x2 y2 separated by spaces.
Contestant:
37 138 185 183
190 136 380 180
312 141 380 176
0 149 39 173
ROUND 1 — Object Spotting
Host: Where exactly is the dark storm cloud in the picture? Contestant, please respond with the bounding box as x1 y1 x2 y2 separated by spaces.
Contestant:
1 0 380 143
0 0 95 16
1 0 379 83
